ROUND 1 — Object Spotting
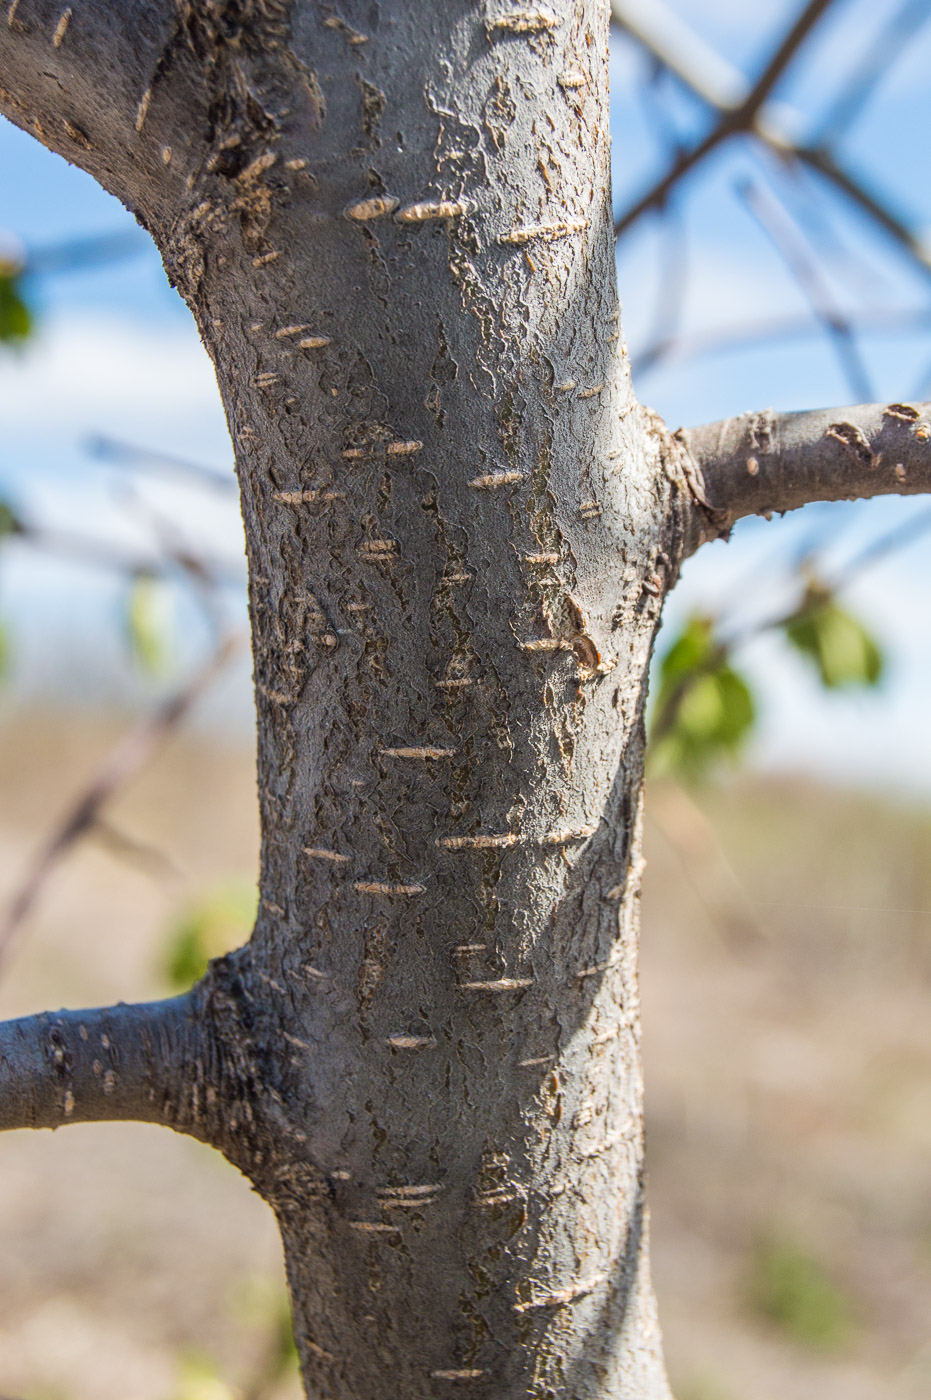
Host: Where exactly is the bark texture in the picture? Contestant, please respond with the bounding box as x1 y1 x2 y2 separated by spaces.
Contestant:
174 6 688 1394
11 5 926 1400
2 3 693 1396
680 400 931 548
0 995 205 1134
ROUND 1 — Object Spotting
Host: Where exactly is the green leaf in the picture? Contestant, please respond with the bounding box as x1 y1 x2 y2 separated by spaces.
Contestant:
657 613 717 684
785 586 883 690
163 881 258 991
0 267 32 344
125 573 174 676
649 615 756 781
748 1237 854 1350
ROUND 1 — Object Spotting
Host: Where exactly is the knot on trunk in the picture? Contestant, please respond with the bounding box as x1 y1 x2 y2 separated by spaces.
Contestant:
192 948 310 1191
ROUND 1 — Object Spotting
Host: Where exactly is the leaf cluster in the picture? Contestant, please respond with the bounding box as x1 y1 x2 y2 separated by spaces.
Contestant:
650 581 885 782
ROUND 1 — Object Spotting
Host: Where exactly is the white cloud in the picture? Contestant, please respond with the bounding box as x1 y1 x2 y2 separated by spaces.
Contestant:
0 312 230 462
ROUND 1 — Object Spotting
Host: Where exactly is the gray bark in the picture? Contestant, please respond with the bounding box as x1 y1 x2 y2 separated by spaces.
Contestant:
1 4 926 1398
680 400 931 549
0 995 205 1133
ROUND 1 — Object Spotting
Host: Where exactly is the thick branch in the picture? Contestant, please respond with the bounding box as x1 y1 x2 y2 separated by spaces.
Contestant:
680 400 931 551
0 993 205 1134
0 0 177 215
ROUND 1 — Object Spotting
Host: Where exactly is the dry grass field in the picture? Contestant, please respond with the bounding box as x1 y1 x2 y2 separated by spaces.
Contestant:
0 706 927 1399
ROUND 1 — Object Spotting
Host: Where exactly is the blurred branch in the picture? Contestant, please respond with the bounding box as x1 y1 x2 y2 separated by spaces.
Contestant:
87 434 236 494
632 58 693 354
910 347 931 402
612 0 748 111
829 500 931 589
0 633 244 963
633 306 931 379
735 176 873 402
91 817 181 878
644 204 690 361
813 0 931 145
612 0 837 236
611 0 931 281
790 143 931 277
758 152 889 302
114 484 236 640
726 0 837 119
10 518 244 589
22 230 145 278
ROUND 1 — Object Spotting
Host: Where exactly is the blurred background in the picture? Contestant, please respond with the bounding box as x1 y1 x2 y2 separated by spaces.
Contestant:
1 1 931 1396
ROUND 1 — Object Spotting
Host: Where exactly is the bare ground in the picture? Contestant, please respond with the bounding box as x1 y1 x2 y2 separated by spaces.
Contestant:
0 707 927 1399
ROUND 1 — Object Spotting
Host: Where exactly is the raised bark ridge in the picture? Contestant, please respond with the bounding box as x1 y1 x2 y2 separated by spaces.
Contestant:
2 5 930 1400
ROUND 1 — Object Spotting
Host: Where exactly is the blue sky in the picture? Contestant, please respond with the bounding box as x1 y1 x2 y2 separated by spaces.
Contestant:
2 0 931 786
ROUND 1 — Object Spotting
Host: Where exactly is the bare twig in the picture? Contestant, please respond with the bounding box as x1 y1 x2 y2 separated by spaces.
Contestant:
87 434 235 494
0 633 244 962
612 0 837 236
0 993 205 1134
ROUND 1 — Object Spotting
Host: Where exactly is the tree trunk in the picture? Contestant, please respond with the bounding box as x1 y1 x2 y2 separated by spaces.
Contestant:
176 5 681 1393
5 4 930 1397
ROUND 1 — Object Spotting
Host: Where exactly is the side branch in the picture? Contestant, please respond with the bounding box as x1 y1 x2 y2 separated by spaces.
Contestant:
0 993 207 1135
0 0 177 213
679 401 931 552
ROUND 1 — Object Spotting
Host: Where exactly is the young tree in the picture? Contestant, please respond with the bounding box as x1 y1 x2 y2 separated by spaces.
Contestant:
1 3 929 1396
